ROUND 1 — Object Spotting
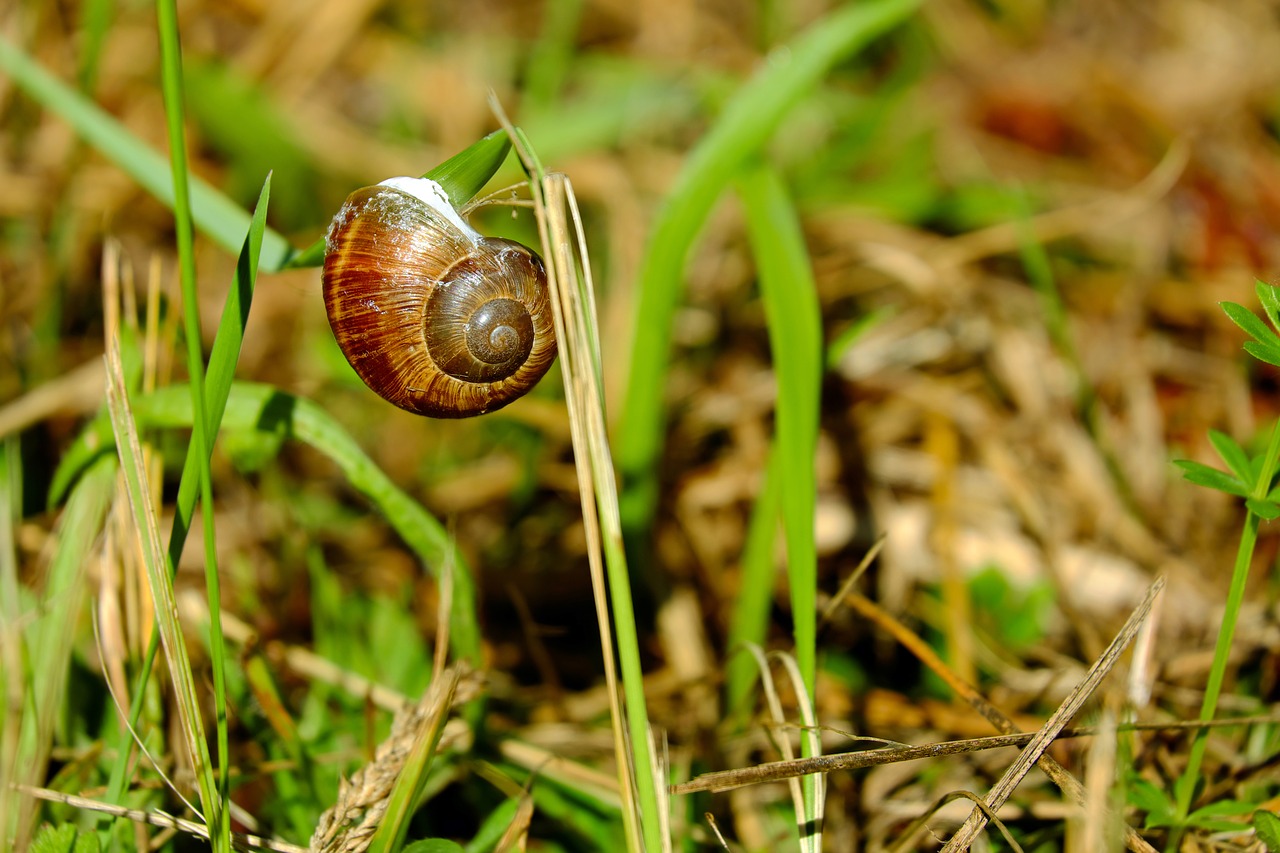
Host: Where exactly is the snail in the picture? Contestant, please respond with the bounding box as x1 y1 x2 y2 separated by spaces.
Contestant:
322 176 556 418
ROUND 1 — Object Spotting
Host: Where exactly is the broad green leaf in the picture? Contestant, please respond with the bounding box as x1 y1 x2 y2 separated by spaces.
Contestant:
1173 459 1249 497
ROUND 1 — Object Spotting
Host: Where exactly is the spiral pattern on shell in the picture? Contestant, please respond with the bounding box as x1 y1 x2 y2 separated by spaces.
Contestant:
322 180 556 418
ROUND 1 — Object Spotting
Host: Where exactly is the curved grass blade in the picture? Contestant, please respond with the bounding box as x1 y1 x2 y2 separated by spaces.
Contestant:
617 0 921 538
0 34 511 275
154 0 232 843
104 340 222 849
52 383 481 666
738 163 823 844
725 448 781 716
0 34 295 272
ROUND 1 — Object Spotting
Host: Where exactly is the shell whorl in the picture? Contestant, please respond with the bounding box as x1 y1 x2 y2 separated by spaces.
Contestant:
322 179 556 418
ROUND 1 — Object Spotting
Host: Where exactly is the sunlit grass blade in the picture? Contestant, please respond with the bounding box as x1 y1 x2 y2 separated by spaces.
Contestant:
154 3 233 844
737 164 821 692
0 439 26 848
167 175 270 570
617 0 921 537
94 176 271 825
525 0 585 109
738 163 823 844
52 382 481 667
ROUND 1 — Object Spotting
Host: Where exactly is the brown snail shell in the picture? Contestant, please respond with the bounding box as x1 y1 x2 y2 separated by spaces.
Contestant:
322 177 556 418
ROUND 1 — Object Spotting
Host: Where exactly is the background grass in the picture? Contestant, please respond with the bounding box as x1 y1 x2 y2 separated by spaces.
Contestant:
5 1 1280 851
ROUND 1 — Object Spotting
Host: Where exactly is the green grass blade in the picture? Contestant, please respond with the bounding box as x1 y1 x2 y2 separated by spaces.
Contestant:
77 0 115 92
617 0 921 537
0 438 26 848
493 103 659 850
725 447 781 715
738 164 823 843
104 343 221 845
26 455 115 843
737 165 821 693
0 34 516 276
0 34 294 272
1175 419 1280 823
168 175 271 572
99 176 270 833
154 4 232 845
525 0 586 109
433 131 513 210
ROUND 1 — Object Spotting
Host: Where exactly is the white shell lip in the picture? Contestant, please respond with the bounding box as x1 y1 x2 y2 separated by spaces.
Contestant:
378 176 480 242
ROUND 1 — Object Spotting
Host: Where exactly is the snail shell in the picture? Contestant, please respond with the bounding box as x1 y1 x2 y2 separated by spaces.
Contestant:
322 177 556 418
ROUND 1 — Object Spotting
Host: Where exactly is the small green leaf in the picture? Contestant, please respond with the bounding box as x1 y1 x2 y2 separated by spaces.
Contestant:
1256 280 1280 333
1223 301 1280 347
1247 498 1280 519
1254 809 1280 851
1186 798 1257 832
284 131 512 270
1173 459 1249 497
1243 340 1280 368
31 823 101 853
1208 429 1253 486
428 129 512 210
1128 777 1176 828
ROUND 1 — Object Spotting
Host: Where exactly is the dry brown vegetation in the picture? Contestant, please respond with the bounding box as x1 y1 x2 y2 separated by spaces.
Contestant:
5 0 1280 850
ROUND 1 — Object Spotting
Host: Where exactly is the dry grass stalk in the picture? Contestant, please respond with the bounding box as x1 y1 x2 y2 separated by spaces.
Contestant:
308 665 469 853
